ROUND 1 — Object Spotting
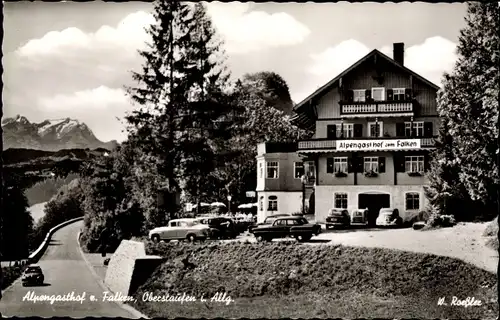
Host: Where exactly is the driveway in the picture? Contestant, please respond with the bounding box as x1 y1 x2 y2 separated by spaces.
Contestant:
235 222 498 274
0 221 137 318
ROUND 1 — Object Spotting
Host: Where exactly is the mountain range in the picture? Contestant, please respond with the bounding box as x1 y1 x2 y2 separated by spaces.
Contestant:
2 115 118 151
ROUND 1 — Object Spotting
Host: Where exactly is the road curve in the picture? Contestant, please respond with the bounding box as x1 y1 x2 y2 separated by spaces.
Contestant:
0 220 136 318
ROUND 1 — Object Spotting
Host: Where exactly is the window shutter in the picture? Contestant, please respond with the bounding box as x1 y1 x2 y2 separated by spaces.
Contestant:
405 88 413 100
327 125 337 139
347 90 354 102
347 158 353 173
353 124 363 137
378 157 386 173
356 156 364 172
387 89 394 101
327 158 334 173
395 154 405 172
396 122 405 137
424 121 433 137
424 154 431 172
365 89 371 101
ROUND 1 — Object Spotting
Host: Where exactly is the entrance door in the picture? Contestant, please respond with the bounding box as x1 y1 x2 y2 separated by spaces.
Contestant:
358 194 390 226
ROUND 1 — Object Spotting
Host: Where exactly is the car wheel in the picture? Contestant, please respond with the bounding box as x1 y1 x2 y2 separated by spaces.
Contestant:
186 234 196 242
326 225 331 230
151 234 160 243
297 235 308 242
256 235 264 242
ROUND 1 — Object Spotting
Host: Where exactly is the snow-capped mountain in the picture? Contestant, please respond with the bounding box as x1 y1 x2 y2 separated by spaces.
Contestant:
2 115 118 151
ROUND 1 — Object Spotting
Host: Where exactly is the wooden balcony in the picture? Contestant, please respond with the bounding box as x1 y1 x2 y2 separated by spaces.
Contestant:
340 101 414 117
298 136 436 152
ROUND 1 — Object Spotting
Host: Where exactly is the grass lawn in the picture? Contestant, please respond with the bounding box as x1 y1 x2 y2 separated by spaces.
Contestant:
132 241 498 319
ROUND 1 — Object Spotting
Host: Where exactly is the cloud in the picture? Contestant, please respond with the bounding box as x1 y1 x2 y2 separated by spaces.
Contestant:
404 36 457 86
299 36 458 102
38 86 130 111
206 2 310 54
16 11 155 58
307 39 371 77
37 86 133 142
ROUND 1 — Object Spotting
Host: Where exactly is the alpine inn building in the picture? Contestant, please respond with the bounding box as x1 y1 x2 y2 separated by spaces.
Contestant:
256 43 440 224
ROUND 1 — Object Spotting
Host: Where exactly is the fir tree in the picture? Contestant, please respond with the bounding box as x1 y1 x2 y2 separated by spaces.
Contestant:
430 2 499 220
126 1 232 220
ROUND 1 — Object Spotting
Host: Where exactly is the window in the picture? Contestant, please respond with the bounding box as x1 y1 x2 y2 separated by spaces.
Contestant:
405 122 424 137
286 219 300 226
259 162 263 178
368 121 383 137
364 157 379 173
353 90 366 102
336 123 354 138
334 157 348 173
268 196 278 211
294 162 305 179
334 193 348 209
275 219 286 226
259 196 264 211
406 193 420 210
170 221 178 227
266 161 279 179
371 87 385 101
405 156 424 173
393 88 406 101
306 161 316 178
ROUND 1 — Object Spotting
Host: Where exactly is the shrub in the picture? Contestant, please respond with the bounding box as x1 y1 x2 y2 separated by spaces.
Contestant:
1 266 27 290
426 213 457 228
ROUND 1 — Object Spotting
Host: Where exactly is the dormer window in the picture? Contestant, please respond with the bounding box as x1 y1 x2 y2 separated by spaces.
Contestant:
353 90 365 102
371 87 385 101
393 88 406 101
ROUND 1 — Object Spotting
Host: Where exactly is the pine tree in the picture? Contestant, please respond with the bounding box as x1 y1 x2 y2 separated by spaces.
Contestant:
126 1 232 220
434 2 499 219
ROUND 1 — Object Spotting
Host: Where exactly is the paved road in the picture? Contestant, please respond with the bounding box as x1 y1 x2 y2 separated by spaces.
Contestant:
0 221 136 318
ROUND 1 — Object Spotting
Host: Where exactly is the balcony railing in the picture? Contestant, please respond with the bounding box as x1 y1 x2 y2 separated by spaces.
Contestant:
298 136 436 151
340 101 414 115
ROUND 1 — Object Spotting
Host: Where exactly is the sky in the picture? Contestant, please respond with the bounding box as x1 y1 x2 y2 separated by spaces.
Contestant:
3 1 468 142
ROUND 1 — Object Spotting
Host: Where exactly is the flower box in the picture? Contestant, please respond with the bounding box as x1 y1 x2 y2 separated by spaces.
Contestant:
335 172 348 178
407 171 423 177
364 170 378 178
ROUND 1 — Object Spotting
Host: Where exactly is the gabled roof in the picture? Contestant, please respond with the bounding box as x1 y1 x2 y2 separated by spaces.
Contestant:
294 49 440 112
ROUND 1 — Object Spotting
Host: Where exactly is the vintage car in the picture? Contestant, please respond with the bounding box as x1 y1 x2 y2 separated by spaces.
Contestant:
252 216 321 242
350 209 369 226
195 216 238 239
326 209 351 229
22 264 45 287
375 208 403 227
248 213 291 233
149 218 212 242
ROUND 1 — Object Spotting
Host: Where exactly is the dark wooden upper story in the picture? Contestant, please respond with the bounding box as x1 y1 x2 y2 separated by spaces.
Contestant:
291 43 440 131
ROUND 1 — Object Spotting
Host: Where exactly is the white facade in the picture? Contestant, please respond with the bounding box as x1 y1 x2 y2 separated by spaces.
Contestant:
256 191 303 223
314 185 428 223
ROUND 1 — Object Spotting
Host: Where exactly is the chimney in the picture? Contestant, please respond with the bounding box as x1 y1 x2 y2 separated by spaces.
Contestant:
393 42 404 66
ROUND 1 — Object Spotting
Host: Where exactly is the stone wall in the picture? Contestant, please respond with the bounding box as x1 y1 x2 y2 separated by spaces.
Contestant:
104 240 163 296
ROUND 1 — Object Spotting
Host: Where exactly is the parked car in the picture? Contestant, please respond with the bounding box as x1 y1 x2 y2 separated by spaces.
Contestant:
252 216 321 242
22 264 44 287
195 217 237 239
350 209 369 226
149 218 212 242
326 209 351 229
375 208 403 227
248 213 291 233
